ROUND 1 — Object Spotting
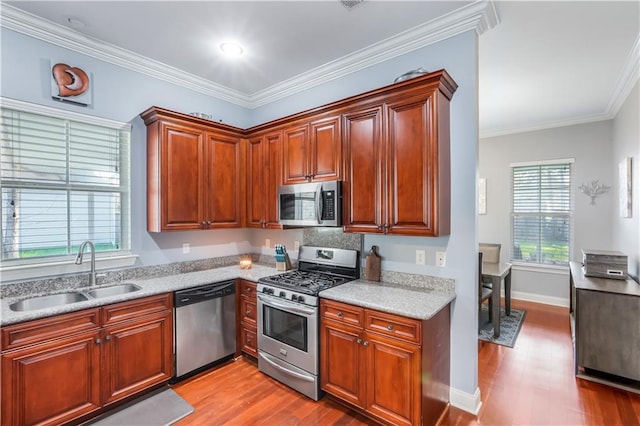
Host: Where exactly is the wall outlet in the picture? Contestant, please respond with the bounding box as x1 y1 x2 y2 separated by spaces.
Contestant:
294 241 300 251
436 251 446 267
265 239 271 248
182 243 190 254
415 249 426 265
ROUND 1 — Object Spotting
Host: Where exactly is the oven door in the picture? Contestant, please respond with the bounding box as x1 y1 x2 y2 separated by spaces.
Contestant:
257 293 318 375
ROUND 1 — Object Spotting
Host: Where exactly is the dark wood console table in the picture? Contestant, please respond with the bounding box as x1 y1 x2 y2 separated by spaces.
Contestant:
569 261 640 393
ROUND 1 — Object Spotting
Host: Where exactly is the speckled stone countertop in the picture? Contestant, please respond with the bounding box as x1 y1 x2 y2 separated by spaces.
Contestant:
1 264 281 326
319 277 456 320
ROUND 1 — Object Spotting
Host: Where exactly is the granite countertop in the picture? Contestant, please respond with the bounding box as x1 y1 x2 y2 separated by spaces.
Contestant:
319 278 456 320
1 264 281 326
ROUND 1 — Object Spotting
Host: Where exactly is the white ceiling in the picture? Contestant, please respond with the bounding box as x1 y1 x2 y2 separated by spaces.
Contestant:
2 1 639 137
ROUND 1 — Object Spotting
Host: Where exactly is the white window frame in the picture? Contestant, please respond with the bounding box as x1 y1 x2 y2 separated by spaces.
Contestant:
509 158 574 270
0 98 136 282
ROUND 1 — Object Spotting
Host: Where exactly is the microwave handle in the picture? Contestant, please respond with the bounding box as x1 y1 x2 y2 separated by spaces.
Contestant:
315 184 323 224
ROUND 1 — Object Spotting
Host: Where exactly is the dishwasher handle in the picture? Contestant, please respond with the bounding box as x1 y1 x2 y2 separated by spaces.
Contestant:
174 280 236 307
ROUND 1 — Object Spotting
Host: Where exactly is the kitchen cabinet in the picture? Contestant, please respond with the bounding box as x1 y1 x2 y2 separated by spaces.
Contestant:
320 299 450 426
238 280 258 357
282 115 341 184
569 262 640 389
246 132 283 229
342 71 456 236
1 294 173 426
141 107 245 232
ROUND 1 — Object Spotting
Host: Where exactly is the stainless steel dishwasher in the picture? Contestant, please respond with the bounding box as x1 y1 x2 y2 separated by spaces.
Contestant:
174 279 236 380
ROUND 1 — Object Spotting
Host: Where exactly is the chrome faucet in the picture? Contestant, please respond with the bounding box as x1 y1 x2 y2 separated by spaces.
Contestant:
75 241 97 286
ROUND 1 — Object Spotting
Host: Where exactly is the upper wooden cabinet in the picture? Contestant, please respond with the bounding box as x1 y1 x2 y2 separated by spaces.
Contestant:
246 131 283 229
141 107 244 232
282 116 342 184
342 71 456 236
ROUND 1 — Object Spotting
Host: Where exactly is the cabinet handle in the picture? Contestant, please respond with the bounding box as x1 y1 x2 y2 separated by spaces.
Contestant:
95 338 102 344
387 324 394 331
337 311 343 318
363 341 369 346
357 338 362 344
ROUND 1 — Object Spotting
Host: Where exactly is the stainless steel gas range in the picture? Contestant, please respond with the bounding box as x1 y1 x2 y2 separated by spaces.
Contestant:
257 246 359 400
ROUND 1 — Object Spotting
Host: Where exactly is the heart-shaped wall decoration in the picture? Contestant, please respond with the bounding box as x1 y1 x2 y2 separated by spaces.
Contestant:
52 63 90 97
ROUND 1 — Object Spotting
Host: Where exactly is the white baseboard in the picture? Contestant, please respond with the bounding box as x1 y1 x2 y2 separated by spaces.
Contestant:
450 386 481 415
510 290 569 307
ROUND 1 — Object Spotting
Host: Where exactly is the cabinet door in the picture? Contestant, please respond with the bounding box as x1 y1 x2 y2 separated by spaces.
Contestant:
283 124 309 184
364 332 421 426
320 319 366 408
386 93 441 236
343 106 384 233
102 311 173 406
309 116 341 182
1 331 101 426
157 122 205 231
246 136 265 228
205 133 243 228
263 132 283 228
240 324 258 358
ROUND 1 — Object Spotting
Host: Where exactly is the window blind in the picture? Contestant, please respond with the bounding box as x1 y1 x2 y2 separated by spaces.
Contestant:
511 162 572 266
1 107 130 262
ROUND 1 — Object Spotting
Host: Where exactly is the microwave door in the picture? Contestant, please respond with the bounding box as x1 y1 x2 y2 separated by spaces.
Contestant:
315 184 322 225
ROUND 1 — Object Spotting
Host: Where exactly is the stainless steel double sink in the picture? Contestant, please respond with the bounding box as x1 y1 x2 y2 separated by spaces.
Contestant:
9 283 142 312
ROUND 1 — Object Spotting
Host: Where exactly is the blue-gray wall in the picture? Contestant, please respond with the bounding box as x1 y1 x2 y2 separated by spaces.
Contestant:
2 26 480 401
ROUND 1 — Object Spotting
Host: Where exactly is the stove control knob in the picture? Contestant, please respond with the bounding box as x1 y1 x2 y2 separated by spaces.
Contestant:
291 294 298 302
279 291 286 298
297 296 305 304
263 287 273 295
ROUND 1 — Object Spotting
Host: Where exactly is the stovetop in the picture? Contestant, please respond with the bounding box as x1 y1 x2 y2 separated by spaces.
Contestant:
259 270 352 296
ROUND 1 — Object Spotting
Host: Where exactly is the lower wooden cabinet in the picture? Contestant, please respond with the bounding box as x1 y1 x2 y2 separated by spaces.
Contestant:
238 280 258 357
320 299 450 426
1 294 173 426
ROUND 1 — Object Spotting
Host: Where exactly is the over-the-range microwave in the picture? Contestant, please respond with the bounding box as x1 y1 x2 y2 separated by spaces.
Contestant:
277 180 342 227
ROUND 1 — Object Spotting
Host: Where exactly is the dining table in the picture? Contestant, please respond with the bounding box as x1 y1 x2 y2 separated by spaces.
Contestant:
481 261 512 337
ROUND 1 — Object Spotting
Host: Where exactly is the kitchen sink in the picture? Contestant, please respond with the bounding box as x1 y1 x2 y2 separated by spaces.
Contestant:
86 283 142 298
10 292 89 312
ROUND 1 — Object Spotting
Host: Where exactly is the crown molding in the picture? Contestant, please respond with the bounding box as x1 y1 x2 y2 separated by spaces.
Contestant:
0 1 498 109
480 111 613 139
606 34 640 117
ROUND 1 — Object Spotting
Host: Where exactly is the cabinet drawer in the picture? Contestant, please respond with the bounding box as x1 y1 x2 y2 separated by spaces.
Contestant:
321 299 364 327
102 294 172 326
365 309 421 344
2 309 101 352
239 280 257 298
240 296 257 324
240 324 257 357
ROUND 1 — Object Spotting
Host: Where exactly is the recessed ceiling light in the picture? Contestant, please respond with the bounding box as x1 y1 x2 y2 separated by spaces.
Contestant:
219 41 244 57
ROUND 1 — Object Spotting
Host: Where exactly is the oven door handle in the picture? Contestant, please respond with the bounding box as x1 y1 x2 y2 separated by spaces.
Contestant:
259 352 315 383
257 294 316 316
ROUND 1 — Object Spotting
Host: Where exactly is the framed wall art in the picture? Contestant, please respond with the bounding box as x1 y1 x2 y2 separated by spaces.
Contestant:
50 60 92 106
619 156 632 218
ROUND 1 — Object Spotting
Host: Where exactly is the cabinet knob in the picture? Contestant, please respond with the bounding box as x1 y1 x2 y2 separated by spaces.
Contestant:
95 338 102 344
207 221 212 226
387 324 394 331
357 338 363 344
377 225 382 231
105 335 111 341
245 310 251 316
337 311 343 318
383 223 389 229
201 221 206 227
363 341 369 346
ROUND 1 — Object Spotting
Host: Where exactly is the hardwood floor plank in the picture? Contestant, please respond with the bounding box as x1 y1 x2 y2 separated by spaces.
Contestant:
172 299 640 425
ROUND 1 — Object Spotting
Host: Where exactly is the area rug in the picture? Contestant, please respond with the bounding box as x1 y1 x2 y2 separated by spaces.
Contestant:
478 306 526 348
87 388 193 426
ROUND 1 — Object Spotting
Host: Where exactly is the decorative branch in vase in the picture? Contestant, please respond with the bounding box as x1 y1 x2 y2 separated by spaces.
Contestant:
578 180 611 205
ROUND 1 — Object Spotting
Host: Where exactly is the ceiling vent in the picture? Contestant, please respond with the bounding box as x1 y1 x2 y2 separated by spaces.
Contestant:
340 0 365 10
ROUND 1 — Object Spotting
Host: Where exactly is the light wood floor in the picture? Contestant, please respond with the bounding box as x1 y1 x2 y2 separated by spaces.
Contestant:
172 299 640 425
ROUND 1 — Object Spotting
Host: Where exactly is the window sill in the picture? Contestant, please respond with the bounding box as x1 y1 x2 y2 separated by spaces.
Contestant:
1 255 138 282
510 262 569 276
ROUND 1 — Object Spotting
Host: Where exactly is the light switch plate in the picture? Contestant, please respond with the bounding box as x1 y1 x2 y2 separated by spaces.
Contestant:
182 243 190 254
416 249 426 265
265 239 270 248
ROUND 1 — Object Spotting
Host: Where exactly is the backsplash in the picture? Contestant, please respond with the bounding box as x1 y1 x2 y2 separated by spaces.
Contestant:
1 253 275 299
302 227 363 252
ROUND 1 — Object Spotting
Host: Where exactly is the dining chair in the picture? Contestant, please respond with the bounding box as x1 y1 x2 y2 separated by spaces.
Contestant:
478 252 496 331
479 243 501 287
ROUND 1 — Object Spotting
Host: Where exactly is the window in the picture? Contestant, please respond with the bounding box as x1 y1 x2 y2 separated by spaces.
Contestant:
1 100 131 270
511 160 573 266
